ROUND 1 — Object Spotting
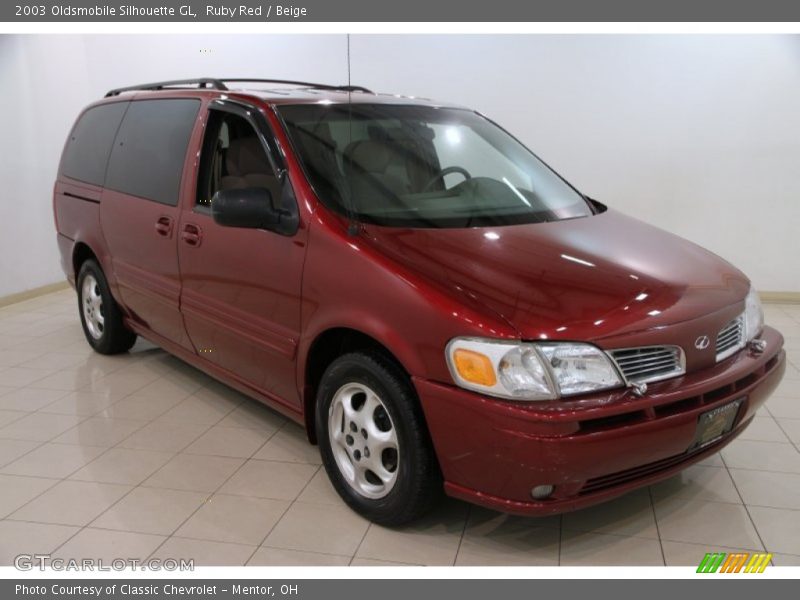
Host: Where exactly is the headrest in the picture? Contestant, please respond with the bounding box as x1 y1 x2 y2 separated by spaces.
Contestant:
344 140 401 173
226 137 271 177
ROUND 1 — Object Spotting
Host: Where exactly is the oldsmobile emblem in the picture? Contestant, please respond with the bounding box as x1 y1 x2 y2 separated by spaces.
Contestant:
695 335 711 350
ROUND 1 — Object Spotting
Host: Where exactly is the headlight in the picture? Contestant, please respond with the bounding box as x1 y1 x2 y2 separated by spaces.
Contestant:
445 337 623 401
743 286 764 341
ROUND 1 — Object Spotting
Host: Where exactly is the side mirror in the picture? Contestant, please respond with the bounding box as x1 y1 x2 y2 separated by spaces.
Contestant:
211 187 296 234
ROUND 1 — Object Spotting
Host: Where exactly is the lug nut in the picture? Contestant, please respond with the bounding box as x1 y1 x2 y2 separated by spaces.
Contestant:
349 422 357 432
361 428 368 439
345 434 354 446
353 449 361 461
363 447 370 458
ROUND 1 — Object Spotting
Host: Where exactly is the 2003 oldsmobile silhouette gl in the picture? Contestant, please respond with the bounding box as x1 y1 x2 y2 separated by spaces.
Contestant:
53 78 786 524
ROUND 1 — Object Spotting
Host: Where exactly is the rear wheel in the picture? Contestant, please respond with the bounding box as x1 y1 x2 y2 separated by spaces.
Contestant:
77 260 136 354
316 351 442 525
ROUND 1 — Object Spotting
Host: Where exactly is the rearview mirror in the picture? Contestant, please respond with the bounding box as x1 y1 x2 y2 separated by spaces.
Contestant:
211 187 296 235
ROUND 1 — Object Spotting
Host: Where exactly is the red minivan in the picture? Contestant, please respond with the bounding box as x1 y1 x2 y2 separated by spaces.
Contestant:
54 78 785 525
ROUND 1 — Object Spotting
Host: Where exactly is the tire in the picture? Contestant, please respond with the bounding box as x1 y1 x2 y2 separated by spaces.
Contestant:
77 259 137 355
316 351 442 526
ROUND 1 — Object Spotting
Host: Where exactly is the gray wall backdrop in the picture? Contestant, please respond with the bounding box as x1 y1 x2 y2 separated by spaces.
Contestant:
1 34 798 297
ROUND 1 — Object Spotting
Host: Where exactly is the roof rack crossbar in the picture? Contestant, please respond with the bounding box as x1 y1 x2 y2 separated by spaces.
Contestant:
220 78 374 94
105 78 228 97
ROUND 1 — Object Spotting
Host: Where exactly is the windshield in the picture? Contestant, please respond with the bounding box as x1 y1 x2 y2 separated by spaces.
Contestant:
278 103 593 228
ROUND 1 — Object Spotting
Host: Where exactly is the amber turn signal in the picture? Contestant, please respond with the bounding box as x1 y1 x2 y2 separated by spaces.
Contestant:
452 348 497 386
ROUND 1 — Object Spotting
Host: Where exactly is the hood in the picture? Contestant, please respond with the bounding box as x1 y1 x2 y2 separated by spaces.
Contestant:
361 208 750 342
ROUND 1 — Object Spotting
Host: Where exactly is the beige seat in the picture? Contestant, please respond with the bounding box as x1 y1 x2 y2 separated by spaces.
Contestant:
219 137 282 207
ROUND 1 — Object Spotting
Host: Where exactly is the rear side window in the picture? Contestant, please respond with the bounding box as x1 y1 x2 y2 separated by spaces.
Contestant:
61 102 128 186
105 99 201 206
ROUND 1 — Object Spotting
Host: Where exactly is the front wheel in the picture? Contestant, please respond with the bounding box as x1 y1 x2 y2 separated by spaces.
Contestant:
77 259 137 355
316 352 442 525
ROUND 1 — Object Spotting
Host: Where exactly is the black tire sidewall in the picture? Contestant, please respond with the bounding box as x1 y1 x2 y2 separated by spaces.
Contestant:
316 353 434 524
77 260 124 354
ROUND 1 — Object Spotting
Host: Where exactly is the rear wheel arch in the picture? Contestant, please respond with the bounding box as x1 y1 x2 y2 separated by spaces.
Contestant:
72 241 123 305
72 242 98 281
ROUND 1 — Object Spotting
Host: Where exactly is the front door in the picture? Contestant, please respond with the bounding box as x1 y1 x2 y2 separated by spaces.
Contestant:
177 100 306 408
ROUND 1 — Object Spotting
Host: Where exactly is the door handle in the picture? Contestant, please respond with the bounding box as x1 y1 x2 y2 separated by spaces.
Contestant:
181 223 202 247
155 216 173 237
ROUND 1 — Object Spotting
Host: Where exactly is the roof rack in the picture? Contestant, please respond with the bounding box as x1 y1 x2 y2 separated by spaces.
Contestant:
105 78 227 97
221 79 374 94
104 77 374 98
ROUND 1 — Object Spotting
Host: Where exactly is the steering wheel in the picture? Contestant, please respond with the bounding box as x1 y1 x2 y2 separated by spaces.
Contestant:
422 166 472 192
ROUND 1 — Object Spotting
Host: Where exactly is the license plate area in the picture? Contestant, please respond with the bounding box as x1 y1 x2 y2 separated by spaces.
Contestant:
688 397 744 451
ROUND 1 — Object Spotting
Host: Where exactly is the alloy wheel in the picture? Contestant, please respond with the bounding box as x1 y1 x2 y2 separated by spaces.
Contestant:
81 274 105 340
328 382 400 499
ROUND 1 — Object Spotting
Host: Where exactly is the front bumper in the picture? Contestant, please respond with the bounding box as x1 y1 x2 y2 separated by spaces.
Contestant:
415 326 785 516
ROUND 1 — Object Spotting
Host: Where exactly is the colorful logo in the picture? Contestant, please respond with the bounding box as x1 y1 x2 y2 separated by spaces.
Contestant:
697 552 772 573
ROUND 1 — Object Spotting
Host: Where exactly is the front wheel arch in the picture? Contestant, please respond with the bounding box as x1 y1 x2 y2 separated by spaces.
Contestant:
315 350 443 524
303 327 413 444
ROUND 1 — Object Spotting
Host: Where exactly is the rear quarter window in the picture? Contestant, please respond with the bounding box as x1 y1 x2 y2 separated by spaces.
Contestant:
61 102 129 186
105 98 201 206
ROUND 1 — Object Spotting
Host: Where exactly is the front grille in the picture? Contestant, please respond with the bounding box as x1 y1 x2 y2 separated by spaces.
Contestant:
716 315 745 362
608 345 685 384
579 348 781 435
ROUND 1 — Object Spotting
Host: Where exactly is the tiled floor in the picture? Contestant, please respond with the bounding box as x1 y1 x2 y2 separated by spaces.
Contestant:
1 289 799 567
